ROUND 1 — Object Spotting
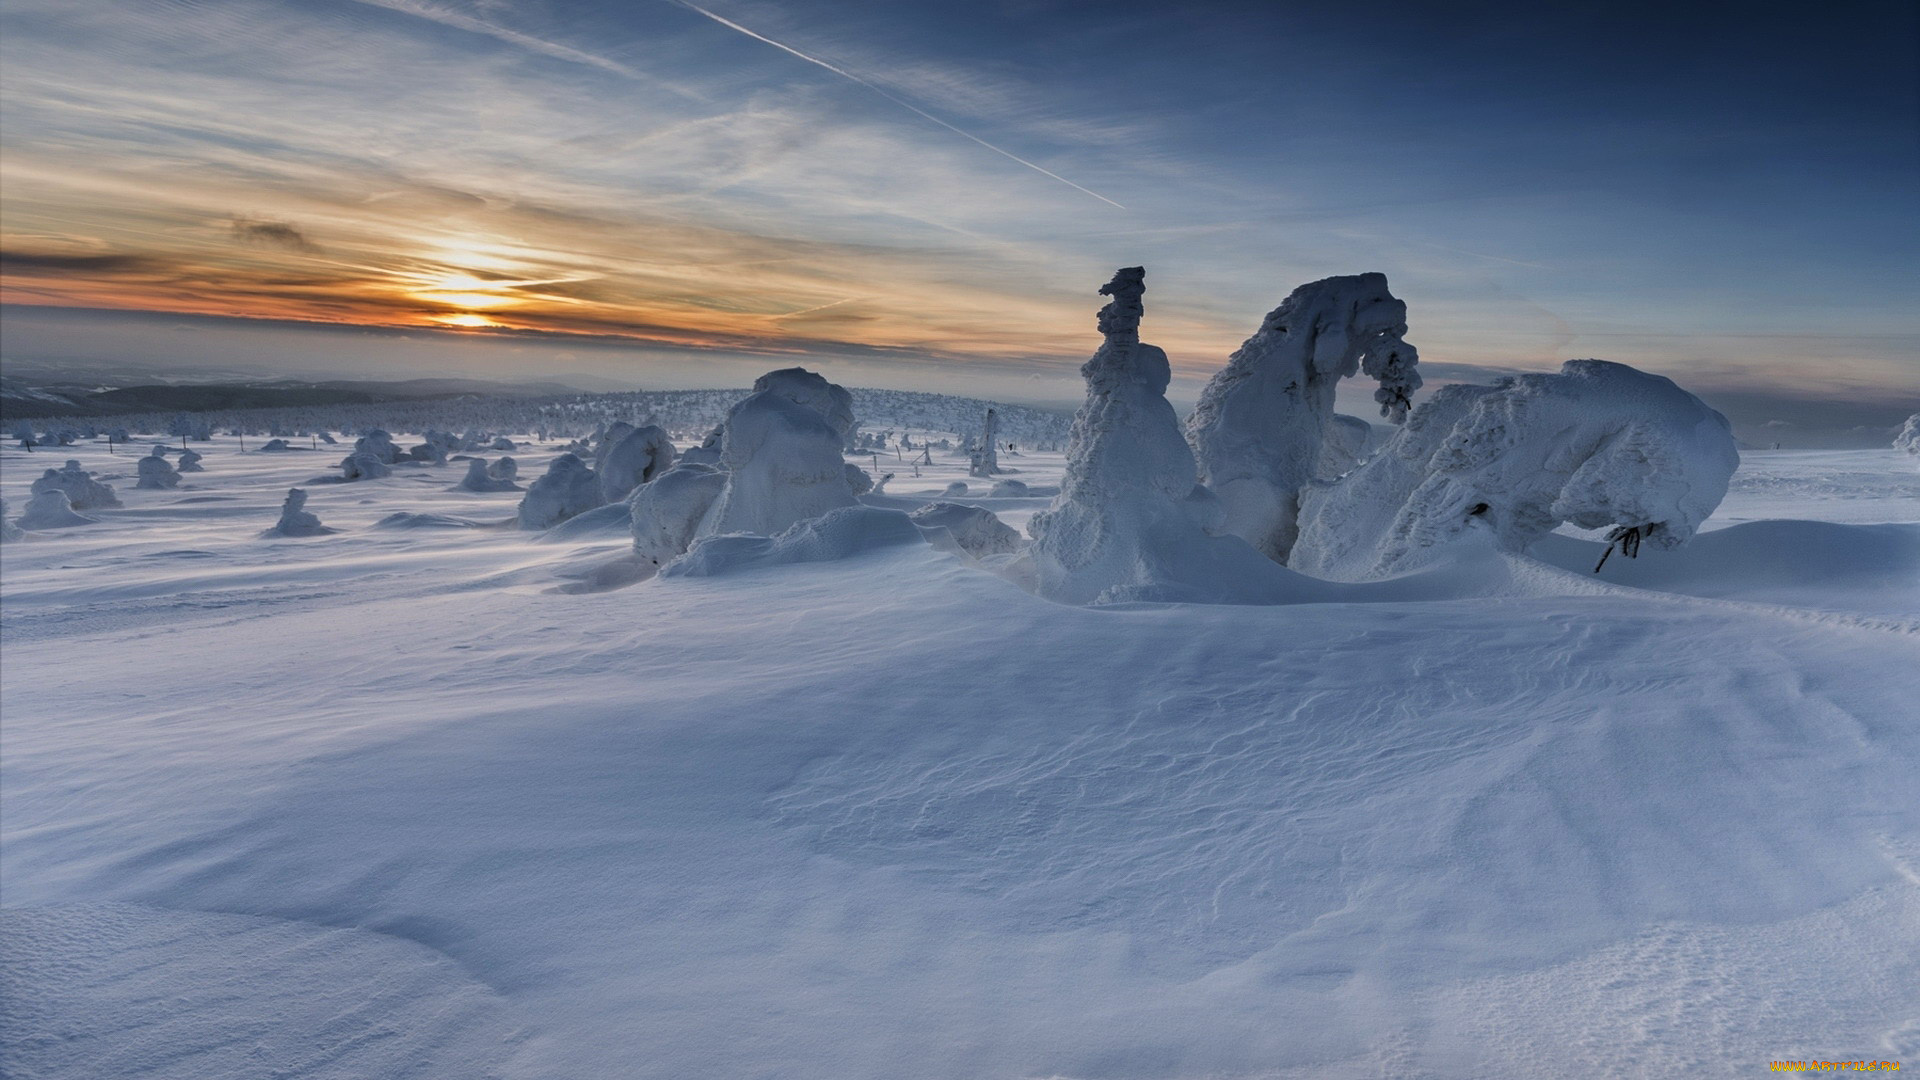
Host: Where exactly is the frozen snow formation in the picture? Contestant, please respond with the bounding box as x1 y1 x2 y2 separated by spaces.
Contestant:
516 453 603 530
1292 360 1739 580
488 456 518 483
176 448 204 472
17 490 97 529
31 460 120 510
1896 414 1919 456
264 487 334 537
0 499 21 542
989 479 1031 498
1025 267 1310 605
595 423 676 503
256 439 294 453
943 481 968 496
844 463 874 496
338 451 392 481
664 505 921 578
698 378 858 539
751 367 856 446
909 502 1023 559
1187 272 1422 560
135 446 182 489
630 463 729 567
455 458 521 493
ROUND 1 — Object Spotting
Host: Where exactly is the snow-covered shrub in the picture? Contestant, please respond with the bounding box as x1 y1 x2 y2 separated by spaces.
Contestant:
699 379 857 538
17 490 97 529
408 439 449 465
352 429 402 465
176 448 204 472
630 462 729 567
264 488 334 537
1187 272 1422 560
136 447 182 489
596 424 676 503
1896 414 1919 457
516 453 602 530
257 439 294 453
488 456 518 482
31 460 120 509
910 502 1023 558
1291 359 1739 580
454 458 521 492
844 463 874 496
339 450 392 481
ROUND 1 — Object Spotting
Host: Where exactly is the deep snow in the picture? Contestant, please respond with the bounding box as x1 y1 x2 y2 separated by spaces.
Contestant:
1 432 1916 1079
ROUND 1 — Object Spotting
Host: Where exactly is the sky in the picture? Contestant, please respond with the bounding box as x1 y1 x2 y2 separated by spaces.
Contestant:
1 0 1915 442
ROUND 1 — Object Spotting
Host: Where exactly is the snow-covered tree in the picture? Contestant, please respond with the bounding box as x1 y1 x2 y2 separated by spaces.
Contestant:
1291 360 1739 580
630 462 730 567
596 423 676 503
136 446 182 489
698 375 858 539
516 453 602 530
455 457 522 492
1186 272 1421 560
176 448 204 472
339 451 392 481
31 460 120 509
264 487 334 537
17 490 97 529
1896 414 1919 457
968 409 1001 477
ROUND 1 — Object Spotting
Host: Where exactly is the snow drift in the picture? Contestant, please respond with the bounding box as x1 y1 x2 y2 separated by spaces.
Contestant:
663 505 923 578
909 502 1023 559
1291 360 1739 580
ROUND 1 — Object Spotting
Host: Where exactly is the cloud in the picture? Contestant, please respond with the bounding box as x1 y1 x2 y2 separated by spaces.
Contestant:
230 217 321 253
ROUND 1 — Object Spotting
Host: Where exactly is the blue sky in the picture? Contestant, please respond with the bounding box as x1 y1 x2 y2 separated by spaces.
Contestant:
1 0 1914 440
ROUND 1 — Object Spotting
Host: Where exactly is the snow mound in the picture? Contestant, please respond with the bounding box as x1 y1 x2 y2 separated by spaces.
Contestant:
1293 360 1739 580
595 424 675 503
0 903 517 1080
1026 267 1323 605
630 463 729 568
135 447 182 489
351 429 401 464
942 481 968 496
1897 414 1919 457
31 459 120 510
664 505 922 578
256 438 294 452
262 487 334 538
454 457 520 492
373 511 489 530
699 381 857 539
988 479 1031 498
909 502 1023 559
752 367 856 445
516 453 602 530
16 490 98 529
1187 272 1421 560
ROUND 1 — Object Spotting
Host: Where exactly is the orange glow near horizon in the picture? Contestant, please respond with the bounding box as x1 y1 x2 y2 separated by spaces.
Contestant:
430 312 501 328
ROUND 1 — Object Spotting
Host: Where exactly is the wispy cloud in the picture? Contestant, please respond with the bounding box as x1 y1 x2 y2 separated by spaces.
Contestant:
671 1 1125 209
231 217 321 253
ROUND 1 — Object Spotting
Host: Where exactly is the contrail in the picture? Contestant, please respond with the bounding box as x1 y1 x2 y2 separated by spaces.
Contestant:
674 1 1125 209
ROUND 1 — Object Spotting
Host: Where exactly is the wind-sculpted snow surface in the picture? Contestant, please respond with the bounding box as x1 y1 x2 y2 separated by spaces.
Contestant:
1187 273 1421 560
596 424 676 503
262 487 333 538
1026 267 1320 605
699 383 857 540
1292 360 1739 580
30 460 120 510
516 453 602 530
135 447 182 490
